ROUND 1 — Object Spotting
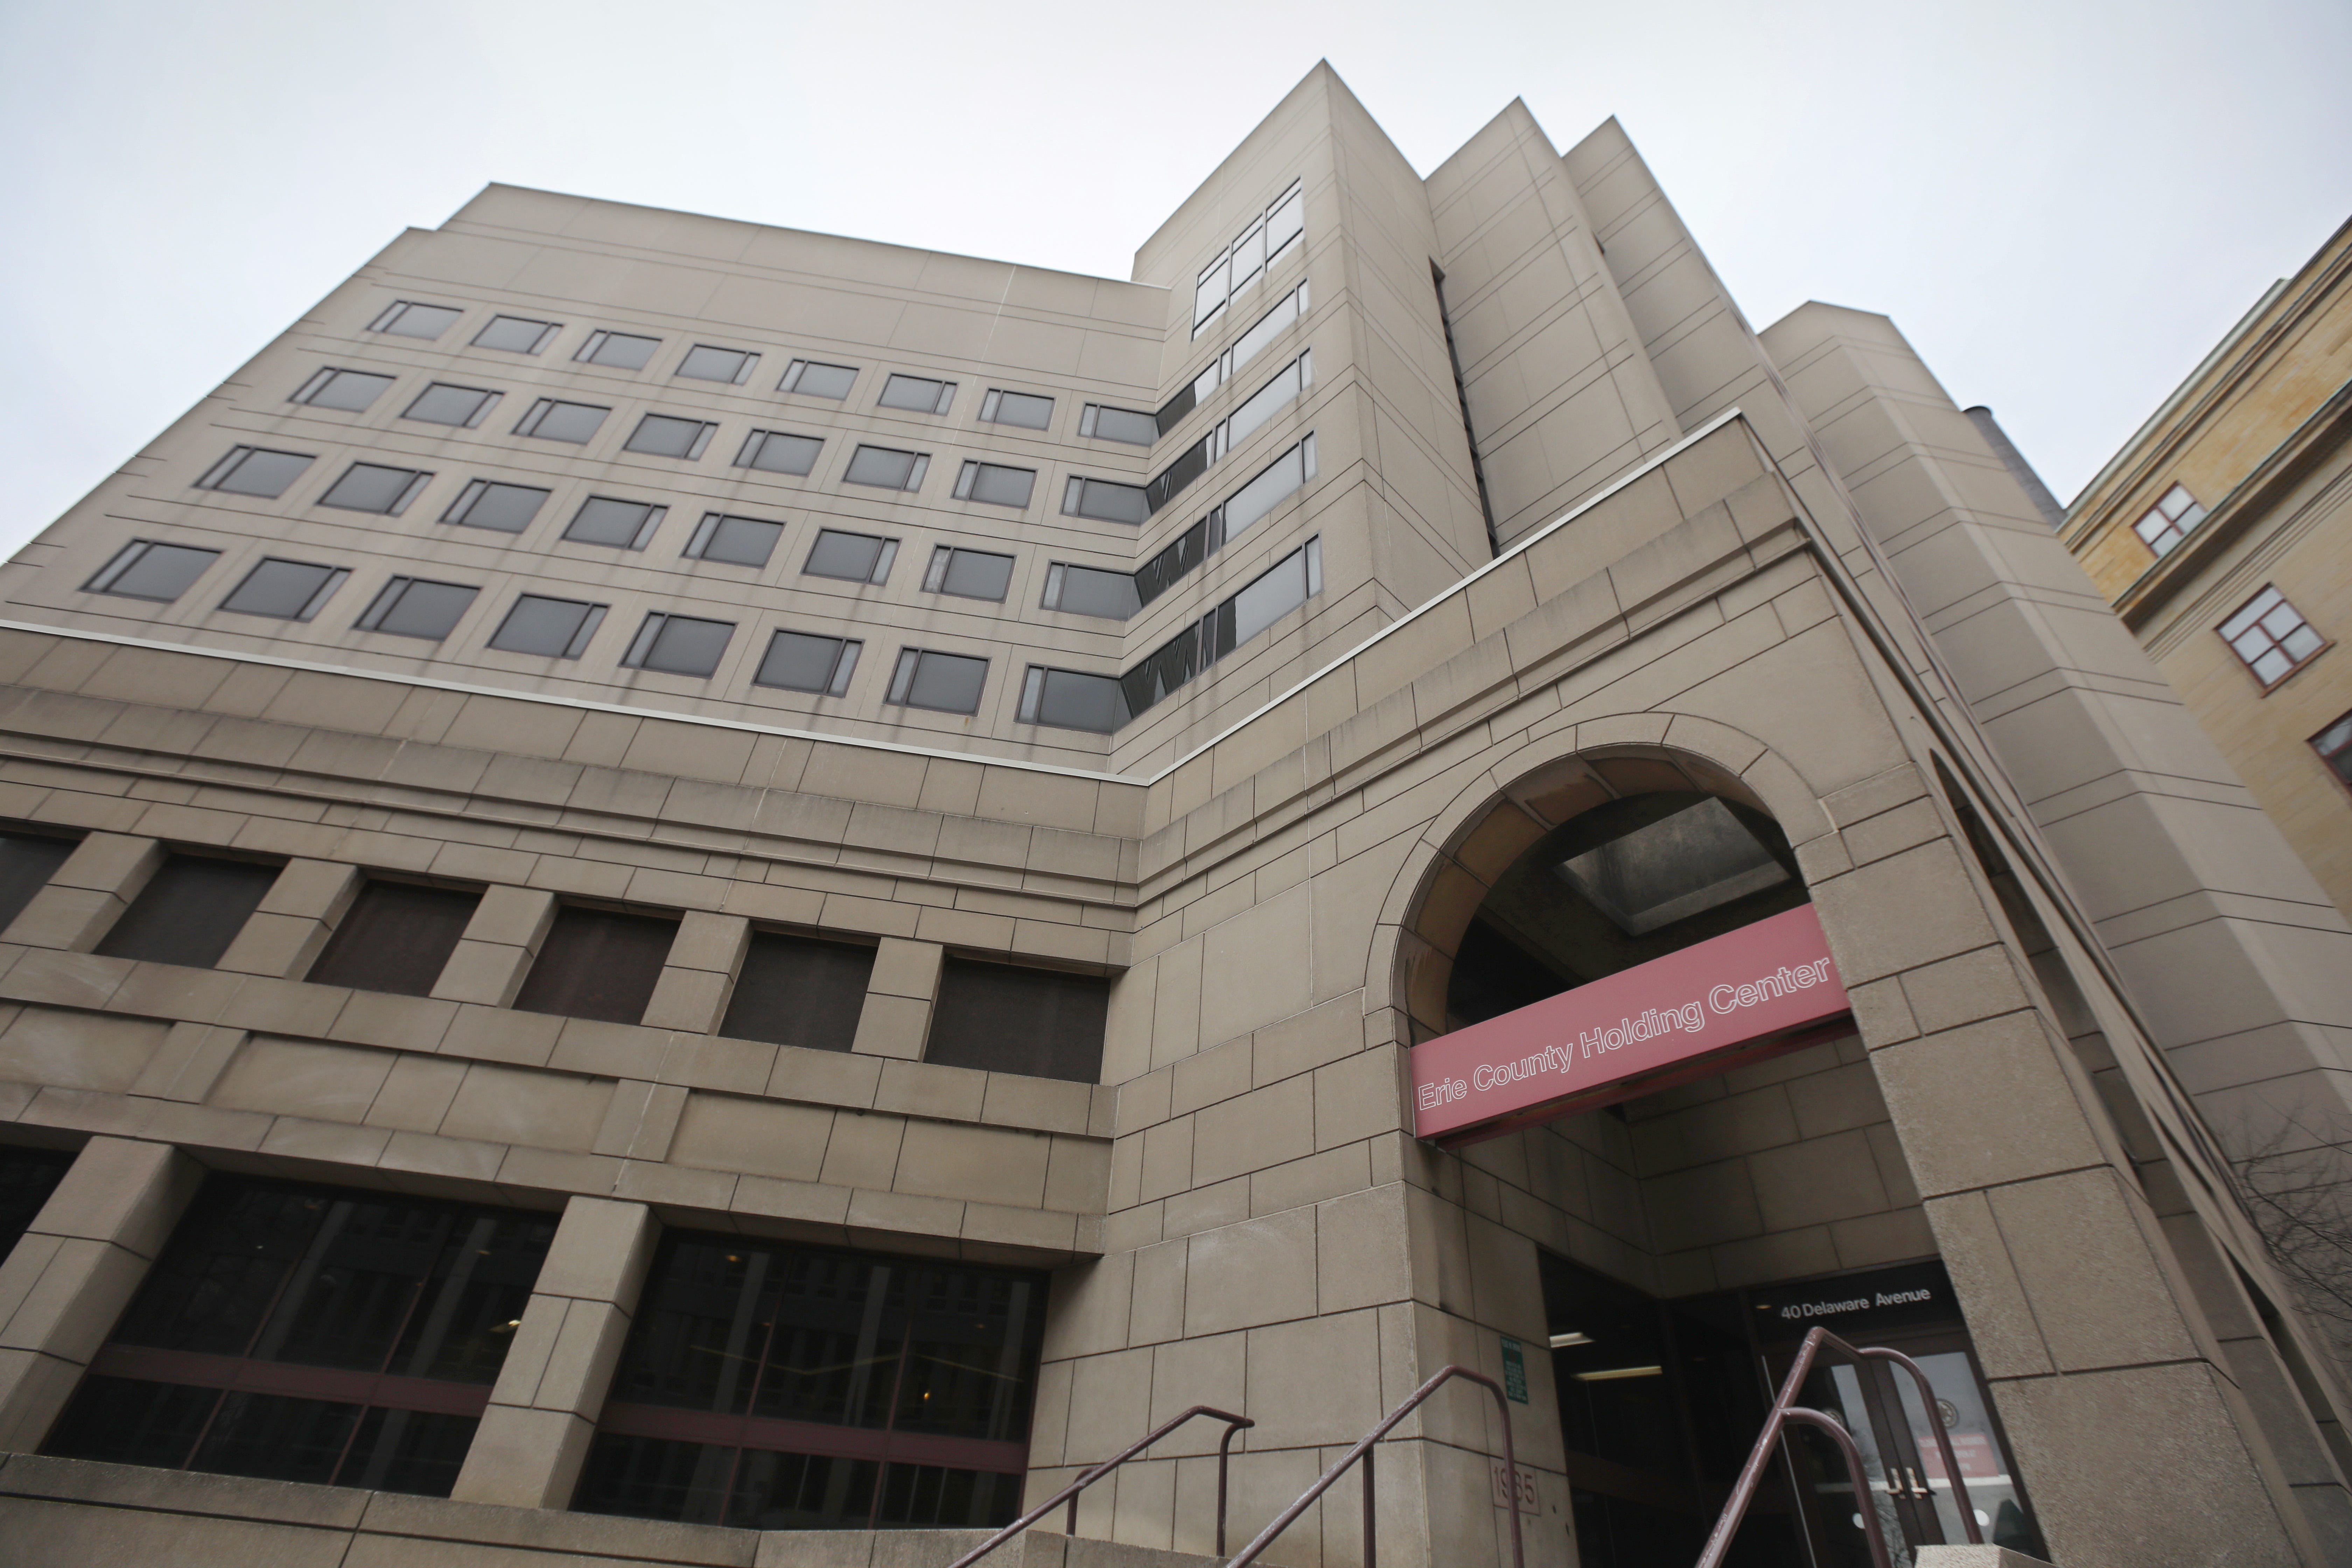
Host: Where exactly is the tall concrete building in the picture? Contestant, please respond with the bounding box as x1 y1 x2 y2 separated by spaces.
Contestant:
1 63 2350 1568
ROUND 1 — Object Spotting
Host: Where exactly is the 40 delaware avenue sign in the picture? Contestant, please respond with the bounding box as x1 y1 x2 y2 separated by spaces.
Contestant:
1410 903 1853 1145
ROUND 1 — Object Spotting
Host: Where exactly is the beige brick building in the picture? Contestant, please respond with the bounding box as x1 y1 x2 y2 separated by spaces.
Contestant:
0 64 2349 1568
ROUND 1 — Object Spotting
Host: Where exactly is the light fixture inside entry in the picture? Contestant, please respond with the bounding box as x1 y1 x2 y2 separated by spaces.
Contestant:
1548 1331 1592 1348
1555 796 1791 935
1573 1365 1665 1382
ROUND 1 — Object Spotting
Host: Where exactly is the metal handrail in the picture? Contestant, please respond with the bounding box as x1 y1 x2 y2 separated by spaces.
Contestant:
944 1404 1253 1568
1695 1325 1983 1568
1226 1364 1525 1568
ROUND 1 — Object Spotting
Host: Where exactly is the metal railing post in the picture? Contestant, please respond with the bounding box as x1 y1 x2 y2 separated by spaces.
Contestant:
943 1404 1253 1568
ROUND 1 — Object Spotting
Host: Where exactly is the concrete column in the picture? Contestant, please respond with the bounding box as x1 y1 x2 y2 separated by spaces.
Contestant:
449 1195 656 1509
0 834 160 952
850 937 942 1059
429 885 556 1007
640 911 749 1032
216 859 362 978
0 1137 203 1449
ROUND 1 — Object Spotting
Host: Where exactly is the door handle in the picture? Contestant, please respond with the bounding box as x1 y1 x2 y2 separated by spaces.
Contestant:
1903 1466 1932 1501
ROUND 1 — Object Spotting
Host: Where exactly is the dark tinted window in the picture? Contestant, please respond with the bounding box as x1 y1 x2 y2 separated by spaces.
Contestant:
804 529 893 584
93 854 279 968
218 558 346 621
0 830 78 929
306 880 480 996
86 541 222 602
0 1144 74 1260
356 577 478 640
721 933 874 1052
924 959 1108 1082
442 479 550 533
488 594 606 659
684 514 782 567
318 463 430 515
196 447 313 498
512 905 677 1023
564 496 664 550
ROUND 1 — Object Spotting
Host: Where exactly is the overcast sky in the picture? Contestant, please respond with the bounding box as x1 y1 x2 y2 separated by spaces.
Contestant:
4 0 2346 555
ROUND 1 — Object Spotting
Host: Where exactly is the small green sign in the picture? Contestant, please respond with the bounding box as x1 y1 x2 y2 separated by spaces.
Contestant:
1500 1335 1528 1404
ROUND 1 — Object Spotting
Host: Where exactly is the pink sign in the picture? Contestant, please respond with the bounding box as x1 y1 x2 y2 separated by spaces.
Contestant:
1410 904 1851 1144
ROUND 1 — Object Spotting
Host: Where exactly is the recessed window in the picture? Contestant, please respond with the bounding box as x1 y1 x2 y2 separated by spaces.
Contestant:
355 576 478 641
488 593 606 659
878 372 956 415
194 446 314 499
719 932 874 1050
473 314 561 355
1078 405 1156 445
1222 432 1316 542
682 512 782 568
289 368 394 412
0 1146 72 1264
0 830 78 931
780 359 857 399
886 649 987 715
803 528 897 584
2133 483 2208 557
735 428 822 476
952 461 1035 509
94 853 280 968
513 904 678 1023
622 612 734 678
307 879 481 996
441 479 551 533
922 546 1014 602
754 630 860 695
980 389 1054 430
2221 586 2326 687
925 958 1108 1082
1061 475 1148 525
369 300 463 340
1193 178 1303 336
318 462 433 515
677 344 759 384
218 558 349 622
2314 712 2352 788
401 382 501 428
624 414 717 460
1041 562 1139 620
514 398 610 443
843 445 929 492
575 329 662 370
1017 667 1128 734
86 540 221 602
564 497 666 550
1231 534 1321 643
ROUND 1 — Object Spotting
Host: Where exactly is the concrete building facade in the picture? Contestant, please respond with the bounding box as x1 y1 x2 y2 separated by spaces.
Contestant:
0 64 2349 1568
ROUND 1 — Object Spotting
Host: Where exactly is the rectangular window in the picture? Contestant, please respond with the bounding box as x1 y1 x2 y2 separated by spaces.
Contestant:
1017 667 1129 735
1165 284 1309 435
736 429 822 476
1194 178 1303 336
2221 586 2327 686
622 612 734 678
803 529 897 584
0 829 79 930
195 446 314 498
720 931 875 1050
1041 562 1139 620
925 958 1108 1082
513 904 678 1023
1146 437 1211 515
41 1174 553 1499
1119 537 1321 722
575 329 662 370
922 546 1015 602
886 649 988 714
1078 404 1156 445
951 461 1035 509
488 594 606 659
1231 534 1322 643
369 301 463 340
218 558 349 622
2314 712 2352 788
0 1145 74 1262
573 1232 1041 1531
1227 350 1311 448
318 462 434 516
2134 482 2208 556
85 540 221 602
355 577 478 641
624 414 717 460
979 389 1054 430
473 314 561 355
1133 517 1211 609
754 630 860 696
877 373 955 414
1222 433 1316 542
94 853 280 968
290 368 394 412
513 398 610 443
563 496 666 550
683 512 783 568
441 479 550 533
401 382 501 428
780 359 858 399
1061 476 1148 525
843 445 929 492
677 344 759 384
306 879 481 996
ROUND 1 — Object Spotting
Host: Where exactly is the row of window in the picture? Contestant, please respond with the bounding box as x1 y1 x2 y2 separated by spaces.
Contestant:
1193 179 1306 335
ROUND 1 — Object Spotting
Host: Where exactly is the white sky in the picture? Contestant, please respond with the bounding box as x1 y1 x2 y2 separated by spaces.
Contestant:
4 0 2347 554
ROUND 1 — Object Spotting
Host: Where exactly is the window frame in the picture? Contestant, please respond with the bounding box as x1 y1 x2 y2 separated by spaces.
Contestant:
802 529 898 586
735 428 824 477
922 545 1016 603
2219 584 2329 690
194 446 315 499
400 382 503 429
513 398 611 444
562 497 667 551
472 314 562 355
317 462 434 516
780 359 859 399
354 576 480 642
752 630 861 697
574 329 663 371
885 648 989 715
216 557 350 623
842 445 930 492
2133 482 2208 558
621 612 736 678
623 413 718 461
951 460 1036 510
85 540 223 603
675 344 760 385
289 366 396 413
441 479 552 534
682 512 784 568
876 372 957 416
487 593 607 660
368 300 463 341
978 389 1054 431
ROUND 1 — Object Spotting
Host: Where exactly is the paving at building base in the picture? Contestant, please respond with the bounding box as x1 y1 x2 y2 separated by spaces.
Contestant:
0 62 2348 1568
